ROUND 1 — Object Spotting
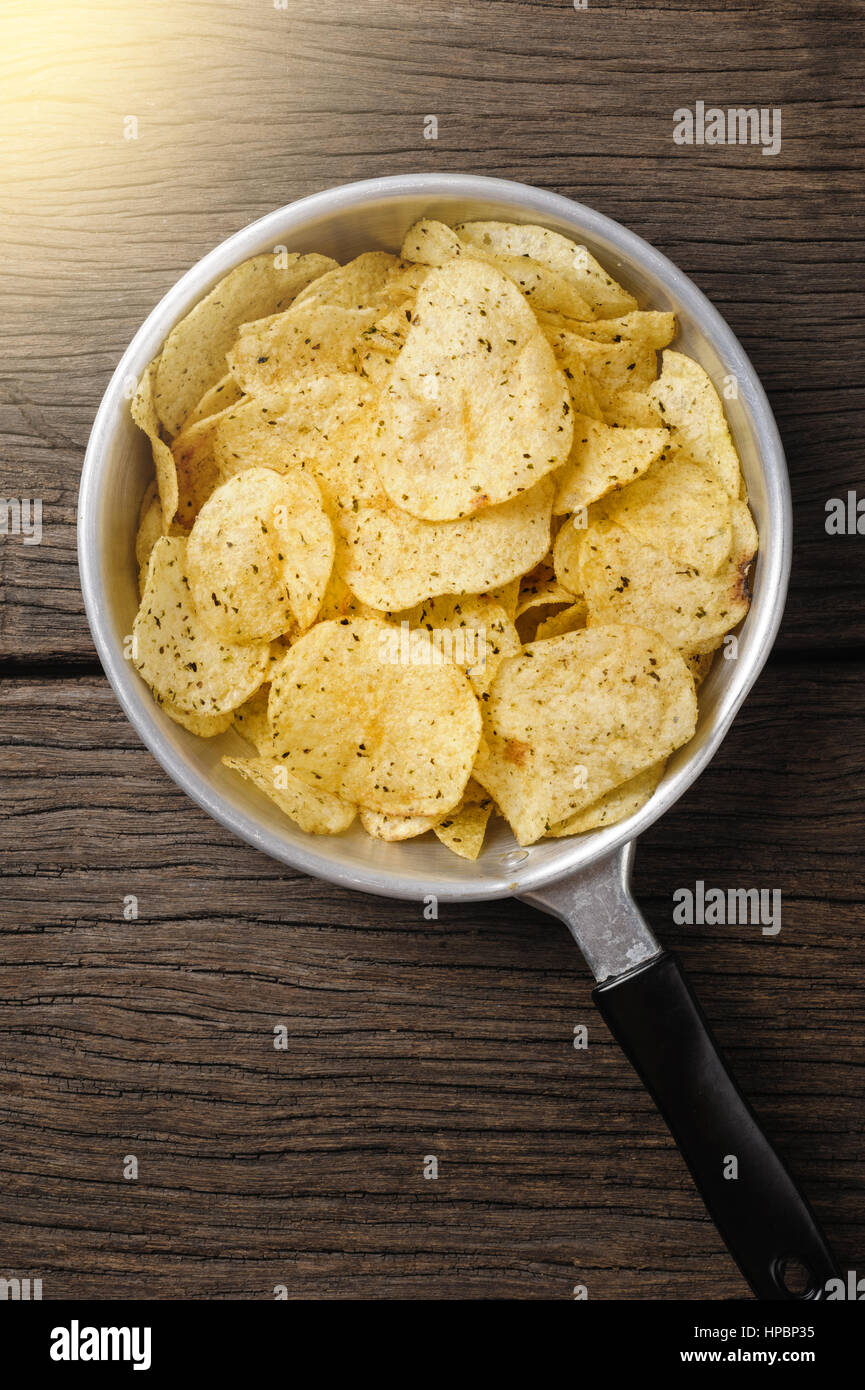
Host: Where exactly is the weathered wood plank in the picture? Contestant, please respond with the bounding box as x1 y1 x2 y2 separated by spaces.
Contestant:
1 659 862 1298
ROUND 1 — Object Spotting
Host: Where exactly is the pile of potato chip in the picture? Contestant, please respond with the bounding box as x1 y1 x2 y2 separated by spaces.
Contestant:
131 218 757 856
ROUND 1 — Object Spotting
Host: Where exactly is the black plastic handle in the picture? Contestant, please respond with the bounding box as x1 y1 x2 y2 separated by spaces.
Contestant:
593 951 838 1300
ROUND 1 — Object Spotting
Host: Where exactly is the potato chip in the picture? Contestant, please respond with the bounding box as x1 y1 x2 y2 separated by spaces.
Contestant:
552 515 589 593
133 536 271 715
400 219 466 267
368 258 571 520
454 222 638 317
474 624 696 844
171 406 237 526
359 808 441 841
292 251 403 310
550 331 659 404
548 759 666 835
537 308 676 350
227 303 378 407
599 448 733 574
648 350 743 499
223 754 355 834
433 783 494 860
136 483 164 594
268 618 482 816
391 592 521 698
232 685 273 755
535 600 588 641
602 387 665 429
180 374 244 432
157 697 234 737
553 414 669 515
579 503 757 657
131 363 178 530
338 476 554 612
187 467 333 642
687 650 715 687
154 252 337 437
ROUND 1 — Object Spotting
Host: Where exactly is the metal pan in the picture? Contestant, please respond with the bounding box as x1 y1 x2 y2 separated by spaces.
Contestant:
79 174 836 1299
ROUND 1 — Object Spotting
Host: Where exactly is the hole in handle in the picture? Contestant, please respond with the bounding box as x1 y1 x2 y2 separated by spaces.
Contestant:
776 1255 818 1299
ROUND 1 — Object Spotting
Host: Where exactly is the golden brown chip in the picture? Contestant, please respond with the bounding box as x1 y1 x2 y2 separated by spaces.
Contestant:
433 790 493 860
369 258 571 520
338 476 554 611
359 808 441 841
223 754 356 834
155 252 336 437
268 618 482 816
180 374 244 432
232 685 273 755
227 303 379 407
292 251 403 310
599 448 733 575
534 600 588 641
390 593 521 698
474 624 697 845
187 467 333 643
133 536 271 715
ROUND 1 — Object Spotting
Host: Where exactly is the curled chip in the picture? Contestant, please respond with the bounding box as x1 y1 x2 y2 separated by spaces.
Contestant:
135 483 164 595
187 467 333 643
133 536 271 715
338 477 554 611
553 414 669 515
131 363 179 531
359 808 443 841
454 222 638 317
649 351 744 499
223 754 356 834
474 624 697 845
537 309 676 350
180 374 243 432
369 258 572 520
155 252 336 437
292 251 404 311
268 618 482 816
433 781 494 860
579 503 757 657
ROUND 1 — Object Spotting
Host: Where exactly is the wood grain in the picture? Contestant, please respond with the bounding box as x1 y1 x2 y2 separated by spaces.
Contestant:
1 661 862 1299
0 0 863 1301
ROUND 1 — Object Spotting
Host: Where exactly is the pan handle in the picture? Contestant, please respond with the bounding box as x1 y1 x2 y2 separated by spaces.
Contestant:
593 948 838 1299
521 845 838 1299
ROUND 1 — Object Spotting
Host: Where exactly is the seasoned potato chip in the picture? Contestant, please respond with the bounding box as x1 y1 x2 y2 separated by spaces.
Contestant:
599 448 733 574
454 222 637 317
537 309 676 350
180 374 244 432
648 351 743 499
433 784 494 860
474 624 696 844
232 685 273 755
687 650 715 687
268 618 482 816
157 697 234 737
187 467 333 642
155 252 336 437
136 483 164 594
552 515 590 593
535 600 588 641
579 504 757 657
223 754 355 834
602 387 665 429
227 303 378 407
553 414 669 515
369 258 572 520
171 406 238 525
391 592 521 697
131 363 178 531
550 331 659 404
133 536 271 715
359 807 441 841
292 251 403 310
548 759 666 836
400 219 466 266
338 477 554 611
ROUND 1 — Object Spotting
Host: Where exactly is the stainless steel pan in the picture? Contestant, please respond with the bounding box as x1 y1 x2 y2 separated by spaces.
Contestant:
78 174 836 1299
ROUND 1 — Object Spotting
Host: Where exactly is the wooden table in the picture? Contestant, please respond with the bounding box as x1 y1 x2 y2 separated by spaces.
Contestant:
1 0 863 1300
